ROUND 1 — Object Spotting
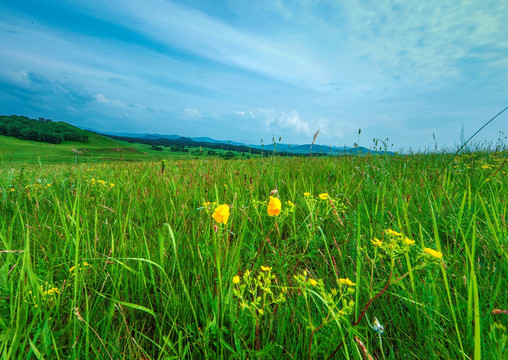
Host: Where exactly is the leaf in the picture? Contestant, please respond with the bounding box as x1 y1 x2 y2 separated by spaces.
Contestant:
28 338 44 359
92 290 156 317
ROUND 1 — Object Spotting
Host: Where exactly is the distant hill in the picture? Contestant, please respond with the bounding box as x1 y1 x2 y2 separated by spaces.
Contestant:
190 136 245 146
105 134 265 154
0 115 90 144
107 132 245 146
103 131 393 156
0 116 155 163
107 132 183 141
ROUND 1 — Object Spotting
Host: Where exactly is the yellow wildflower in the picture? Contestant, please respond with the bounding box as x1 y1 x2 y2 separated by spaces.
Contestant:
233 276 241 284
424 247 443 259
304 192 311 197
386 229 402 237
318 193 329 200
212 204 230 224
44 287 60 295
339 278 356 286
309 279 318 287
267 196 281 216
286 200 295 207
261 266 272 272
404 237 415 245
371 238 383 246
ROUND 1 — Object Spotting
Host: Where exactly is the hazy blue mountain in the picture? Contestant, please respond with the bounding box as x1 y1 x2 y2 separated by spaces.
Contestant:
248 143 376 154
102 131 392 155
190 136 245 146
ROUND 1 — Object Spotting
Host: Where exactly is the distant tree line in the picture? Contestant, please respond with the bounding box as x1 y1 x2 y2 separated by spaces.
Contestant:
0 115 88 144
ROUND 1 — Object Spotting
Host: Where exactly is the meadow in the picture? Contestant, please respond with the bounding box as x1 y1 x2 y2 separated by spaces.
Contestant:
0 151 506 359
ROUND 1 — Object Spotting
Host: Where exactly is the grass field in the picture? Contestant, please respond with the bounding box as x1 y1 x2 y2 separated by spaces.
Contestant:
0 134 254 164
0 151 507 359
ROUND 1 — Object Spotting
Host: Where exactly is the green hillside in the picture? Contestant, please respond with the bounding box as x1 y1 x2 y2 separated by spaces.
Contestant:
0 133 143 163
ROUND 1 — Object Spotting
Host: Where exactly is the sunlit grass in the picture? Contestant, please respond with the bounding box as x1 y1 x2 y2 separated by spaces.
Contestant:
0 151 507 359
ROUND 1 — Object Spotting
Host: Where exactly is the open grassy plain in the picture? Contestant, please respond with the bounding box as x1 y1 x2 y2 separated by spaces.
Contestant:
0 151 507 359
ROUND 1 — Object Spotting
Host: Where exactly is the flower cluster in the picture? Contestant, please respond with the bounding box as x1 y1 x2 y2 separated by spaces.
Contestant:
292 271 356 318
208 193 297 225
232 266 286 318
370 229 416 258
371 229 443 261
303 191 347 212
69 261 92 276
25 283 61 309
89 178 115 187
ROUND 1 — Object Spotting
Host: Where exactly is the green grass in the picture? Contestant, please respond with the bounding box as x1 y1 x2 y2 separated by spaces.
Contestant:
0 151 507 359
0 134 254 164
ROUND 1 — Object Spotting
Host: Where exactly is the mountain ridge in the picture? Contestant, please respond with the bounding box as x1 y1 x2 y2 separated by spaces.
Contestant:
103 131 389 155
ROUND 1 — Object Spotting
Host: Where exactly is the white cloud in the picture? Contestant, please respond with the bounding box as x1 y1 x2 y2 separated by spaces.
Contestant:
94 93 109 103
247 109 313 136
0 69 30 89
183 108 201 118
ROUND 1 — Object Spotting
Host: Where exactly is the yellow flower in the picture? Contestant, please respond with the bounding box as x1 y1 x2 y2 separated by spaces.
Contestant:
386 229 402 237
424 247 443 259
318 193 329 200
44 287 60 295
371 238 383 246
304 192 311 197
261 265 272 272
212 204 230 224
404 237 415 245
286 200 295 207
309 279 318 286
339 277 356 286
233 276 241 284
267 196 282 216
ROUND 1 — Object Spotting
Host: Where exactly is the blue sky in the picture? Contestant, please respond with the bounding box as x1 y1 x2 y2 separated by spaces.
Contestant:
1 0 507 150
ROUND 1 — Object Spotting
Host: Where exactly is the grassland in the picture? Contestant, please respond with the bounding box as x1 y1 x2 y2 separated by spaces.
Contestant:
0 151 507 359
0 133 255 164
